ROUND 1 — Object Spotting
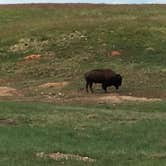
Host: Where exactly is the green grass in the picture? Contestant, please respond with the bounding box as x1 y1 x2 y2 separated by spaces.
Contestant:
0 4 166 98
0 101 166 165
0 4 166 165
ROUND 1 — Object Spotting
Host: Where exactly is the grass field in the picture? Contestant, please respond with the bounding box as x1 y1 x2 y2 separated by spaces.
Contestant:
0 4 166 165
0 101 166 165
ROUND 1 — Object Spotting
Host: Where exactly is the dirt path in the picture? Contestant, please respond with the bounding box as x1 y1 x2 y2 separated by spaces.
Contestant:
0 87 22 97
0 85 162 104
67 93 162 104
98 94 162 103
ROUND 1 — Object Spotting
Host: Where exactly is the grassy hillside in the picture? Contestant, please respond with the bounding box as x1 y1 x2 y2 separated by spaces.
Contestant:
0 4 166 99
0 4 166 166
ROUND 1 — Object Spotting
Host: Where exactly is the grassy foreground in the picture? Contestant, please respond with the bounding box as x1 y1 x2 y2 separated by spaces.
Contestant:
0 101 166 165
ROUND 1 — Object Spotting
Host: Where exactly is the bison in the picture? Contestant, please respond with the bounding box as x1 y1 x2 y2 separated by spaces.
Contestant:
84 69 122 93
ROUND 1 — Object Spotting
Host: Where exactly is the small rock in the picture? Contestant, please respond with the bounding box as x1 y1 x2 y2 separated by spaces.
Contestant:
24 54 41 61
110 50 122 56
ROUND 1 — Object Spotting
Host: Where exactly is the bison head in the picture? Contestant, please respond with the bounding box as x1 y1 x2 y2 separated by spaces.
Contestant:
111 74 122 89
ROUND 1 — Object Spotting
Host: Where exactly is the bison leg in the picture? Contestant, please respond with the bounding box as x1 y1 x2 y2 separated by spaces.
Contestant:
89 82 94 93
115 85 119 90
86 82 89 93
102 84 107 93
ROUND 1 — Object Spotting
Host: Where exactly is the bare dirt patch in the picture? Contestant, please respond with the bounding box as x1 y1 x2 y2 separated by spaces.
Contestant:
38 82 69 89
99 94 162 103
36 152 95 162
0 87 22 97
70 93 162 104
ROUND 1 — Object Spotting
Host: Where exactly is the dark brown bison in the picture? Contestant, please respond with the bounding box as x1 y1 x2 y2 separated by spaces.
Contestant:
84 69 122 93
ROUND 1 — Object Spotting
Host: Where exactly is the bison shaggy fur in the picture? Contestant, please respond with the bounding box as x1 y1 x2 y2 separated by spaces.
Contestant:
84 69 122 93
